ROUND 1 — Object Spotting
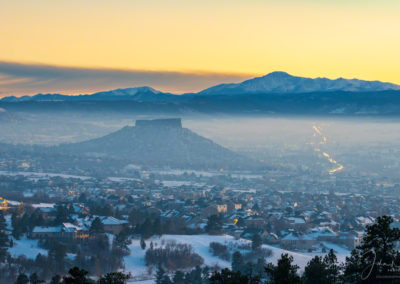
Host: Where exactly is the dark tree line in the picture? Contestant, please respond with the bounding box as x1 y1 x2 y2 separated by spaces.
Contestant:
145 241 204 271
0 211 11 262
209 242 230 261
155 265 210 284
14 267 130 284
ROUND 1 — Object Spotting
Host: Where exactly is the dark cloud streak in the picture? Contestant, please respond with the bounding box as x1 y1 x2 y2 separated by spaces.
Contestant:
0 61 253 97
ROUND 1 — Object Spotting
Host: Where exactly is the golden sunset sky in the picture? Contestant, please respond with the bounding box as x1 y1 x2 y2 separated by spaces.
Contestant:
1 0 399 96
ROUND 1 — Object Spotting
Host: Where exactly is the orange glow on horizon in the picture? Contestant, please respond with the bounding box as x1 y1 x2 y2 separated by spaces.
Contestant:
0 0 400 94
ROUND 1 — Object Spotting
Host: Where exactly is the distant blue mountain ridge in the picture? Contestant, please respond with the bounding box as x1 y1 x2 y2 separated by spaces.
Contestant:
2 72 400 102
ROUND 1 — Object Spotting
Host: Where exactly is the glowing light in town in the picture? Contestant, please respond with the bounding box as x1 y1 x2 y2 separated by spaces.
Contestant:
311 125 344 175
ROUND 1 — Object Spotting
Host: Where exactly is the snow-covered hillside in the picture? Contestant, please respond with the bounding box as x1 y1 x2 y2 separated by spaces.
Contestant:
9 237 48 259
124 234 350 282
4 232 350 283
199 71 400 95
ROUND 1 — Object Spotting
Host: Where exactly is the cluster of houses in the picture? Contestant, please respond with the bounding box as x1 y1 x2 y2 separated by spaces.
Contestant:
30 215 128 240
1 169 397 253
141 185 381 251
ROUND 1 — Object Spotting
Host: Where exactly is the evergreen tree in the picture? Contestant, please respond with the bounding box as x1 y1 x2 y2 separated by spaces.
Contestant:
202 266 210 282
185 265 202 284
140 237 146 250
302 256 329 284
78 193 87 203
98 272 130 284
172 271 185 284
0 211 9 261
343 215 400 283
140 218 153 239
55 204 70 225
251 233 262 251
161 275 172 284
35 253 51 279
49 242 67 272
49 275 62 284
14 273 29 284
254 258 267 279
29 272 45 284
113 230 129 252
153 218 162 236
242 262 256 279
0 211 6 231
205 215 222 234
128 209 142 226
231 251 244 273
63 267 94 284
155 265 166 284
209 268 260 284
252 203 260 213
19 213 30 234
323 249 340 283
90 217 105 235
75 250 88 271
236 217 245 227
265 253 301 284
11 212 21 239
12 212 29 239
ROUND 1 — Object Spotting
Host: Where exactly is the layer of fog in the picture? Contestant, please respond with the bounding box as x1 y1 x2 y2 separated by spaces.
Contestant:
2 114 400 181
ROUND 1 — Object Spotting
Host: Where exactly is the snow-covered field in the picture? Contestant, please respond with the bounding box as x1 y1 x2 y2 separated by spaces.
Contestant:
5 233 350 283
124 235 236 282
6 226 350 284
124 234 350 281
124 239 148 277
262 241 349 270
9 237 48 259
158 180 206 187
145 169 264 180
0 170 92 181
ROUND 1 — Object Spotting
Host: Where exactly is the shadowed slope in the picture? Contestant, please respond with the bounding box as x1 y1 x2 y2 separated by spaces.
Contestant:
58 119 257 170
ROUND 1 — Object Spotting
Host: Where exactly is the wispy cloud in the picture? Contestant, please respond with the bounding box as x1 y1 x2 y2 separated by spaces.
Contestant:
0 61 253 97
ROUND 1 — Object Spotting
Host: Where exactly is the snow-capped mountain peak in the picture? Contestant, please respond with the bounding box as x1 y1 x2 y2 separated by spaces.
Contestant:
199 72 400 95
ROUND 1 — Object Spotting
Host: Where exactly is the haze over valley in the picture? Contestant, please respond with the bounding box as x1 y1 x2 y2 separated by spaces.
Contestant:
2 73 400 184
2 1 400 282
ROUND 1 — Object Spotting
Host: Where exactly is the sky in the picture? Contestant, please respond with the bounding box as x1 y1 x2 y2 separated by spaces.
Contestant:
1 0 400 96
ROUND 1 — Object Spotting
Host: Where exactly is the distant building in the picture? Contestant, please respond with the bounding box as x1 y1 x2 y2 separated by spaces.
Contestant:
245 217 265 229
201 204 228 217
30 223 89 240
101 216 129 234
0 197 9 210
281 232 318 250
217 204 228 214
31 226 62 239
337 231 363 249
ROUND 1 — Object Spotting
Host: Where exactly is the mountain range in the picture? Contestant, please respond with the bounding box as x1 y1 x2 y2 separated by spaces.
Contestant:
2 72 400 115
1 86 177 103
198 71 400 95
3 72 400 102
